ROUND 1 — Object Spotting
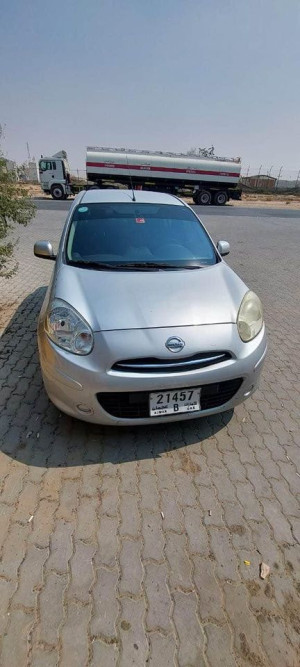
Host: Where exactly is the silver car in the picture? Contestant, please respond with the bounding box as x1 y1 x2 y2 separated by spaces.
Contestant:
34 189 267 425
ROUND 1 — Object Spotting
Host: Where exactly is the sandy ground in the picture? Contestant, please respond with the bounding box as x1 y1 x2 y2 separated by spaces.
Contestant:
22 183 300 210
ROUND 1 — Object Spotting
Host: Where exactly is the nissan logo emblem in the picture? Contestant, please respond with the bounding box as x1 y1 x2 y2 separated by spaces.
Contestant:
165 336 185 353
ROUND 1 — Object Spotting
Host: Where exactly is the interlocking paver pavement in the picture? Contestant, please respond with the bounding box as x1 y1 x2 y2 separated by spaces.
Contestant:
0 205 299 666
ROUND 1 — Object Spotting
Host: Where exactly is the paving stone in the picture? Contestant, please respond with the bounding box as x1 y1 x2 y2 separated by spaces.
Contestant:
224 582 266 666
119 597 148 666
139 473 159 512
0 579 17 635
90 567 118 639
91 640 118 667
0 465 26 505
119 538 143 596
100 475 119 517
55 479 80 522
46 519 74 574
260 498 294 544
35 571 68 646
13 481 39 523
235 481 264 522
165 531 193 590
193 556 226 623
183 506 210 556
173 590 204 666
209 527 240 581
142 511 164 561
119 492 140 538
175 468 199 507
12 544 48 609
0 502 14 551
0 609 34 667
0 522 30 580
144 562 172 633
76 495 99 542
148 632 176 666
67 541 96 604
95 514 119 568
205 623 236 667
60 601 91 667
31 649 58 667
29 498 57 548
160 487 184 532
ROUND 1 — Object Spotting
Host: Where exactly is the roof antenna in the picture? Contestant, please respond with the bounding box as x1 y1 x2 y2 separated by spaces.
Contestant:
126 155 136 201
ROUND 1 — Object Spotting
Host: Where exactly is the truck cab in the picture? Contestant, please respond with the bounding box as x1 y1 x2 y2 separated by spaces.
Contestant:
39 151 72 199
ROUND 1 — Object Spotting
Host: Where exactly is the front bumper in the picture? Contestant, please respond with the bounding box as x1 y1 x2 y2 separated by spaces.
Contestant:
38 322 267 425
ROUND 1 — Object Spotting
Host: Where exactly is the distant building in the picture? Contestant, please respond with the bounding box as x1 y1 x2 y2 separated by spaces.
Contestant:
241 174 277 190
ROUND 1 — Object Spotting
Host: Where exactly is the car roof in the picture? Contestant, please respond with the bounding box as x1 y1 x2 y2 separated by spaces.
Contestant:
79 188 185 206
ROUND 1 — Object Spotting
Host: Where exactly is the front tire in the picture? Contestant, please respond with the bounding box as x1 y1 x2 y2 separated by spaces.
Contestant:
51 184 65 200
195 190 211 205
213 190 228 205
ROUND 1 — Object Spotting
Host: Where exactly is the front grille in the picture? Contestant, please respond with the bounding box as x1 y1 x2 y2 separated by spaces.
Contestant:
97 378 243 419
112 351 231 374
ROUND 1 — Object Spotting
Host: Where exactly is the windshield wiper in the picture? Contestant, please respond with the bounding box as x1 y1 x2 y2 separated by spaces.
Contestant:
109 261 205 270
68 260 205 271
68 260 123 270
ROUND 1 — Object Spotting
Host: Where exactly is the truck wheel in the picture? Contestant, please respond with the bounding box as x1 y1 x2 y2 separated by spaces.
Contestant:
214 190 228 205
195 190 211 205
51 184 65 200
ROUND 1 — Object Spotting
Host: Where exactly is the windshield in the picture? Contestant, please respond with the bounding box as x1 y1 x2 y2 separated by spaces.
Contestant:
66 203 218 270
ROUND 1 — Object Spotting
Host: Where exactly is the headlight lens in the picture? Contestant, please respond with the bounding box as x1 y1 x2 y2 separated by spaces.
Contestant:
237 291 263 342
45 299 94 354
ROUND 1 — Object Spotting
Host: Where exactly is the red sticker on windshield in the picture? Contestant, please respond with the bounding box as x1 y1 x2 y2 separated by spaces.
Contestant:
135 217 145 224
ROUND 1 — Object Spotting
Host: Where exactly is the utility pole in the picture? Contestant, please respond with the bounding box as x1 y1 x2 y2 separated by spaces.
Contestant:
275 166 283 190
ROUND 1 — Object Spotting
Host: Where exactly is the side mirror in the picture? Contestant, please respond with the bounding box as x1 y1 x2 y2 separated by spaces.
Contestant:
34 240 56 260
217 240 230 256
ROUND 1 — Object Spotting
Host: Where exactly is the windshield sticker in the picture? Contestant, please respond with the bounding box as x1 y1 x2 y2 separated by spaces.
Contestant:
135 217 145 224
78 206 89 213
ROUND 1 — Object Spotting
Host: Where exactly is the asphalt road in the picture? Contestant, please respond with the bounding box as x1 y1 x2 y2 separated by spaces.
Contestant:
0 206 299 666
33 197 300 219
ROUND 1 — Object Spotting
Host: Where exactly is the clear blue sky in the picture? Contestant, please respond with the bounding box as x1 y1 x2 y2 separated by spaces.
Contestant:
1 0 300 175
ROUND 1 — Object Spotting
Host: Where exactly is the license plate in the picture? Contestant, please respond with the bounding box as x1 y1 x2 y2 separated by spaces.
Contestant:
149 387 201 417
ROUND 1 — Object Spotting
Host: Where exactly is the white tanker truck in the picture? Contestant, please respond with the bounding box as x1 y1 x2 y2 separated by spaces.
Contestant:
39 146 241 205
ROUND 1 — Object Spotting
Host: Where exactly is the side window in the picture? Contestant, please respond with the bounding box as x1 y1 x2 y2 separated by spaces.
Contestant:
40 161 53 171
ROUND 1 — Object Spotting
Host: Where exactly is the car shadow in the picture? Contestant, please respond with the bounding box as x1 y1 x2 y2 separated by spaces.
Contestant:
0 288 233 468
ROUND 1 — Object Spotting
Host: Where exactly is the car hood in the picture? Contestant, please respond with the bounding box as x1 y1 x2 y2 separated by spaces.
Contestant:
53 262 247 331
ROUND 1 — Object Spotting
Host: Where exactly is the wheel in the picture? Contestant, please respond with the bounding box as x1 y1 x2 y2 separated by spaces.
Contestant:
195 190 211 205
51 184 65 200
213 190 228 206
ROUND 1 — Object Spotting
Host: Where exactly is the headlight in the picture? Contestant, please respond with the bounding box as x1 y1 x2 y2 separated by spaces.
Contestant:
237 291 263 342
45 298 94 354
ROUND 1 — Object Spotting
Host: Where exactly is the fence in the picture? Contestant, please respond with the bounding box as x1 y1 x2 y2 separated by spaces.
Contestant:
240 166 300 192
